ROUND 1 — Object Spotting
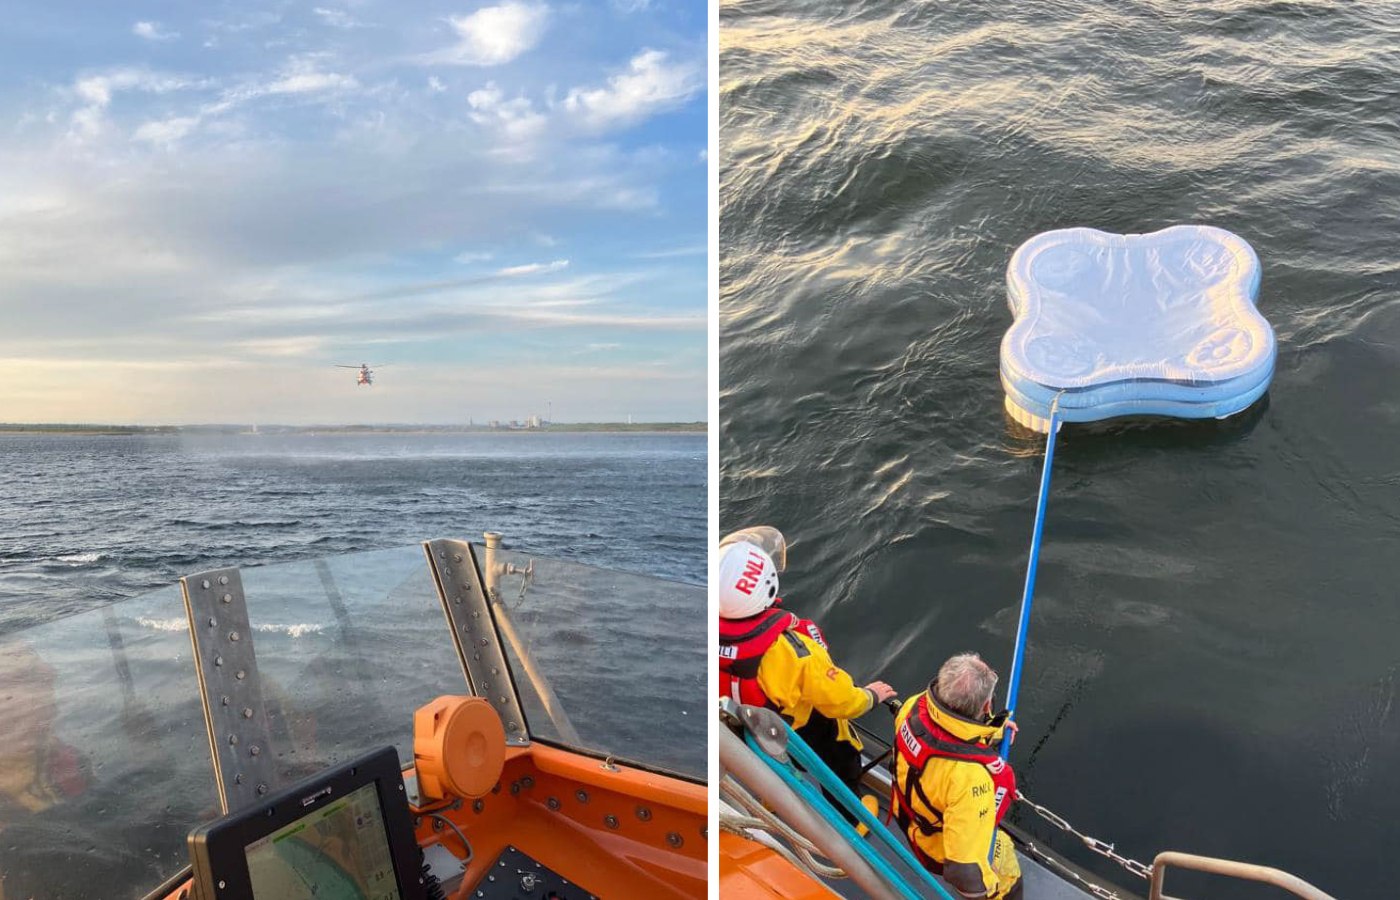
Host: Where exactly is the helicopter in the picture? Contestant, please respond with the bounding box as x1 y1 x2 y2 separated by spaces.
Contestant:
334 363 386 386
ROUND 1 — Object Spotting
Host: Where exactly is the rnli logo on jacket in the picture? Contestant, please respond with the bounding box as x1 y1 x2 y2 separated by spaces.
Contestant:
898 721 923 756
732 550 766 595
719 645 738 659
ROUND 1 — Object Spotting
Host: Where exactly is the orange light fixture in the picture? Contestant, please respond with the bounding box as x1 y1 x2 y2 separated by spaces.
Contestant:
413 695 507 801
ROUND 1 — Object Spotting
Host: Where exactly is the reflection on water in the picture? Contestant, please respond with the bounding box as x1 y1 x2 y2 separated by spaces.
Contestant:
722 2 1400 897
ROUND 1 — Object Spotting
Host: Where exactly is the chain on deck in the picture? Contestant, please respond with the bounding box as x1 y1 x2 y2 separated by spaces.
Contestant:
1016 789 1154 900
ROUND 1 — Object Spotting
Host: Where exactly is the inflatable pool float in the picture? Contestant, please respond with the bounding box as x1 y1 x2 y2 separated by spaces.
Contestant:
1000 226 1276 432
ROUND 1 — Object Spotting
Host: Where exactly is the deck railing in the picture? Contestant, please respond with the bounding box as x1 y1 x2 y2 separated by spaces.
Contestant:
1149 851 1335 900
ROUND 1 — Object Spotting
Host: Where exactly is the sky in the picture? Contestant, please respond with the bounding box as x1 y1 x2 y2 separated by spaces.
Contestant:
0 0 707 424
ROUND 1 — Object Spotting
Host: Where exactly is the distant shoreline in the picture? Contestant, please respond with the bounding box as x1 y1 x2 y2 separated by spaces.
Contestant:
0 422 706 435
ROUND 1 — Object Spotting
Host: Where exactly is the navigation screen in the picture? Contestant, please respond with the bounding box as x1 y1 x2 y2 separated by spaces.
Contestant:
245 782 401 900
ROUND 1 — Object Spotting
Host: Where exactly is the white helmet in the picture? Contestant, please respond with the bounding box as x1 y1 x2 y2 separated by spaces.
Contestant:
718 540 780 619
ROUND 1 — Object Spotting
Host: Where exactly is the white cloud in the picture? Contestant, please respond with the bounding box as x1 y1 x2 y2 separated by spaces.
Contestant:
207 11 284 34
633 244 704 259
313 7 364 29
132 115 200 147
564 50 699 130
132 21 179 42
186 58 358 122
2 5 705 426
248 56 359 97
611 0 653 10
238 336 328 357
496 259 569 277
80 58 356 147
68 68 202 140
433 2 549 66
74 69 194 107
267 70 359 95
467 83 547 141
503 308 703 329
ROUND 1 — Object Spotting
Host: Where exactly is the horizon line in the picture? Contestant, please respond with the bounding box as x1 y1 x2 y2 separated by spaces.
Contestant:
0 421 707 430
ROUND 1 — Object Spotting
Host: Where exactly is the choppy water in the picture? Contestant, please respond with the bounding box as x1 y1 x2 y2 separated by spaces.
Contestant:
721 2 1400 897
0 431 706 634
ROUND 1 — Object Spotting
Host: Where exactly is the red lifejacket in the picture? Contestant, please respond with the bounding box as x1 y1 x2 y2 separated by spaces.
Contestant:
892 694 1017 838
718 604 827 708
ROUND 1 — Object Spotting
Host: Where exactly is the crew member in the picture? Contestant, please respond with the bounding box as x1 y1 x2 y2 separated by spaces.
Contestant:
718 539 895 797
892 652 1021 899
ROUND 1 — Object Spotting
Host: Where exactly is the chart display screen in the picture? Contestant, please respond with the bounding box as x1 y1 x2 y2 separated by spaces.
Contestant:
245 781 400 900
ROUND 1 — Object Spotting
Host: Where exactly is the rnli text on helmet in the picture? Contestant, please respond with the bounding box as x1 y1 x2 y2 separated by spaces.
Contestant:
733 549 767 595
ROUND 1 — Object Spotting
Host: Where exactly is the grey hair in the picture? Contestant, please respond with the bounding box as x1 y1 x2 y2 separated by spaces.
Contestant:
934 652 998 718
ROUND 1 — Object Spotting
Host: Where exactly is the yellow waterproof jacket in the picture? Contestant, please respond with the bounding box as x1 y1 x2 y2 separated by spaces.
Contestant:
893 692 1020 898
755 628 874 750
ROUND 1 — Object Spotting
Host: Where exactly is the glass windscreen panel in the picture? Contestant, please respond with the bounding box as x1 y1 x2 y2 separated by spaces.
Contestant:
488 548 704 780
237 548 466 781
0 544 461 900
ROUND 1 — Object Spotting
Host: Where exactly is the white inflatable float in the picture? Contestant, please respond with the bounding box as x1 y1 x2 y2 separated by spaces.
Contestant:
1000 225 1276 433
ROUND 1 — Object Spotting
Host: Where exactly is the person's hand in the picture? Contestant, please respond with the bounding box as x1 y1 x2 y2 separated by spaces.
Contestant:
1003 718 1019 745
865 681 897 703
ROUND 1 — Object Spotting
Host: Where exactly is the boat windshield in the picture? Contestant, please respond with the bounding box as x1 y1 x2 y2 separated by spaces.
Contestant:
0 541 704 900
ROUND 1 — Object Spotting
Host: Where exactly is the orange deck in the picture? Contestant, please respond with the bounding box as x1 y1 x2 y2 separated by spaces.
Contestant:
719 831 843 900
157 742 706 900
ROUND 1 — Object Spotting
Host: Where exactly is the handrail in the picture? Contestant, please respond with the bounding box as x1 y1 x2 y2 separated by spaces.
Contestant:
1149 851 1335 900
725 701 958 900
719 721 903 900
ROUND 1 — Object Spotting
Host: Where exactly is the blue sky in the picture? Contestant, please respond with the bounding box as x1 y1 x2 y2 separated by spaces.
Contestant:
0 0 707 424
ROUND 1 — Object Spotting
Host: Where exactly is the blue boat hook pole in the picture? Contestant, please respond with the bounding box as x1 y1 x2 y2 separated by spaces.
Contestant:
999 398 1062 760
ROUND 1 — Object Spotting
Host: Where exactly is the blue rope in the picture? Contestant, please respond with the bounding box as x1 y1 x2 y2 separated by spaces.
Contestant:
743 725 957 900
999 402 1062 760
